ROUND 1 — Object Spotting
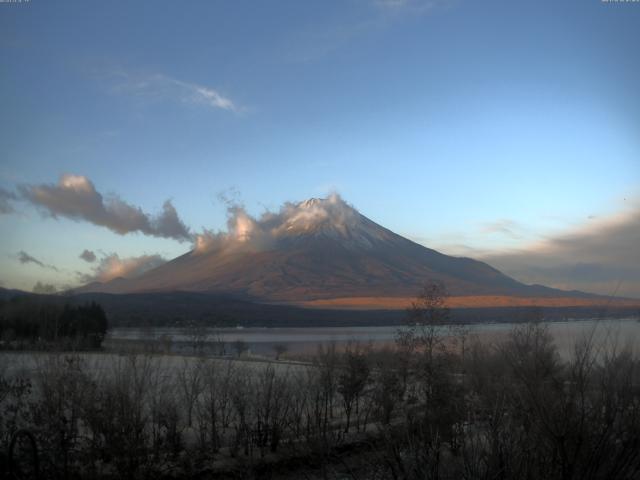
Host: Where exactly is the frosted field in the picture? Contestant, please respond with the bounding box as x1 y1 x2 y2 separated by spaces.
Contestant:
0 350 308 381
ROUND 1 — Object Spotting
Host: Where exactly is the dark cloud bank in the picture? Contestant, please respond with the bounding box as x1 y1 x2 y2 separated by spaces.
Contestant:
483 207 640 299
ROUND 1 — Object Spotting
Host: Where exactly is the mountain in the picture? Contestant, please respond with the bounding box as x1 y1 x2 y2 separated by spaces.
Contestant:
76 195 623 308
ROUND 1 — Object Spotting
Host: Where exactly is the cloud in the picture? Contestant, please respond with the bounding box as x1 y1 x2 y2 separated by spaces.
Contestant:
113 71 240 113
79 249 96 263
16 251 59 271
373 0 446 14
0 188 17 214
21 174 191 242
285 0 450 62
33 282 57 294
80 253 167 283
482 206 640 298
153 200 192 240
480 219 525 240
193 193 361 254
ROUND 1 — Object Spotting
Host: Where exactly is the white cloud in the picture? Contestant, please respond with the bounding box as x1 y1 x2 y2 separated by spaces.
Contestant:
80 253 167 283
113 71 240 113
192 193 358 254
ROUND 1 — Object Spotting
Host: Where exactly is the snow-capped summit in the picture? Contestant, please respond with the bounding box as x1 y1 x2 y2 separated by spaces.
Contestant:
273 194 391 249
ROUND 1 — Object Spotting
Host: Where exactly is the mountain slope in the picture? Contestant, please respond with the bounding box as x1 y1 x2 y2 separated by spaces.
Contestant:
77 195 606 303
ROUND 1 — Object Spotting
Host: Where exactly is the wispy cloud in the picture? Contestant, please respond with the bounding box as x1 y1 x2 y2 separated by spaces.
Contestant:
16 251 59 272
112 71 241 113
21 174 191 242
373 0 449 14
33 282 57 294
0 188 17 214
285 0 451 61
480 219 526 240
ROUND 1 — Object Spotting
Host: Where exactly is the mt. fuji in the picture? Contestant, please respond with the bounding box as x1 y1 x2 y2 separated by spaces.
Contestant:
77 195 616 308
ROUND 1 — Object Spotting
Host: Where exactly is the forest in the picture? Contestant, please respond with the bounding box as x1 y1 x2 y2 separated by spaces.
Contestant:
0 297 108 350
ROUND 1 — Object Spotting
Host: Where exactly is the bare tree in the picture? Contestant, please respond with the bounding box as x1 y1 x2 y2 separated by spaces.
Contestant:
233 339 249 358
177 358 204 428
273 343 288 360
184 321 208 355
158 333 173 354
253 364 292 455
372 359 404 425
337 343 370 432
404 281 451 361
210 328 227 356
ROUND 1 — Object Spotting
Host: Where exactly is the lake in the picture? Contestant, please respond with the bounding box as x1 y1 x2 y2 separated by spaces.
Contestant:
106 318 640 359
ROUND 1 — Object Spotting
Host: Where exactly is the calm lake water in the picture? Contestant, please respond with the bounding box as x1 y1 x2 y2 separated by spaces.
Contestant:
106 318 640 359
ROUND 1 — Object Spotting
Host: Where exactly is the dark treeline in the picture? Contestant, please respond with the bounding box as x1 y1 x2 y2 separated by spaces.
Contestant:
1 288 637 329
0 296 108 349
2 285 640 479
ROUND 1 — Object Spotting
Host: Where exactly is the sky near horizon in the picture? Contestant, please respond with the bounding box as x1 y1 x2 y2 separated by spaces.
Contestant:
1 0 639 297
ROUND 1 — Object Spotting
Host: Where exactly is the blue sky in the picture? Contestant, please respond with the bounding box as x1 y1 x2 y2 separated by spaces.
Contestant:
1 0 639 296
